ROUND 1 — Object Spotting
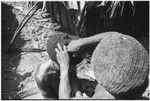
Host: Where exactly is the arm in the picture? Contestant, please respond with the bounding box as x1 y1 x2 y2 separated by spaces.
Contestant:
55 43 91 99
80 31 119 45
55 43 71 99
67 31 120 52
59 65 71 99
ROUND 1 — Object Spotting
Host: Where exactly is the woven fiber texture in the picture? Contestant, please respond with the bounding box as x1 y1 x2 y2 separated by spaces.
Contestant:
91 33 149 95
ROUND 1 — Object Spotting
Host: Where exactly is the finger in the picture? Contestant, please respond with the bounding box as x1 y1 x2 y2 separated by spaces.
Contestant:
83 93 88 97
63 45 67 51
55 48 59 53
75 91 82 97
57 43 63 51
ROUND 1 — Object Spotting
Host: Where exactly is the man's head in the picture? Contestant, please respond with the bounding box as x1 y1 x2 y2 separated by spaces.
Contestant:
91 33 149 99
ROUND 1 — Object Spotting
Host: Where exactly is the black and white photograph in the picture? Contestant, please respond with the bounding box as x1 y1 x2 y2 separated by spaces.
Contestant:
1 1 149 100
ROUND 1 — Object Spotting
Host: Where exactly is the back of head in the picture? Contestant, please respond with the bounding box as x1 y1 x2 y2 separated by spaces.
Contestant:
91 33 149 99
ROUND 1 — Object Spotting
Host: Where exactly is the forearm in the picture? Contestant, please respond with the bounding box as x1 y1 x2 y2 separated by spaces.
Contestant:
80 31 119 46
59 65 71 99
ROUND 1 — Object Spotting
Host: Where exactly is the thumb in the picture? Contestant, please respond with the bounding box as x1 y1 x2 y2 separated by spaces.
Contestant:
75 91 82 97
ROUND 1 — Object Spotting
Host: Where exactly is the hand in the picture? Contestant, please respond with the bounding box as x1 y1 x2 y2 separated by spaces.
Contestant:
67 39 83 52
55 43 70 70
72 91 89 99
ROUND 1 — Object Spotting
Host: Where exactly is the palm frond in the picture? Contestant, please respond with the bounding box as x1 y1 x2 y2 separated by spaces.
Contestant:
98 1 135 18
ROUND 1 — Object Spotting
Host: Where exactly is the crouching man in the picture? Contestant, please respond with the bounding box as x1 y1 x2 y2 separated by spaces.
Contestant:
35 32 149 99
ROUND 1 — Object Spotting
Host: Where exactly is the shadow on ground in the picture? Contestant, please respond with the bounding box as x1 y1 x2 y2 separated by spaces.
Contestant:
2 3 28 99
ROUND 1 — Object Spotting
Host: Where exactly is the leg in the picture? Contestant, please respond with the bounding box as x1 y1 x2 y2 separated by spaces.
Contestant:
34 59 60 99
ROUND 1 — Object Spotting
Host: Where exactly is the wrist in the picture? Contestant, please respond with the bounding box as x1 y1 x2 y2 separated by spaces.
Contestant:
60 65 69 74
60 63 69 68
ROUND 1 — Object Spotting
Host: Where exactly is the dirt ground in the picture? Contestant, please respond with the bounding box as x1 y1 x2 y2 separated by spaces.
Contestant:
2 2 62 99
1 2 149 100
